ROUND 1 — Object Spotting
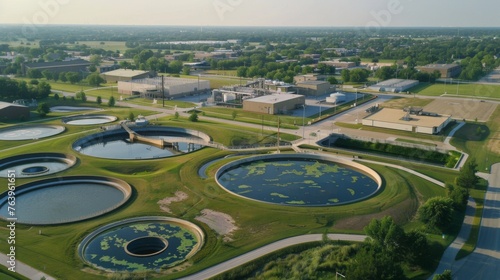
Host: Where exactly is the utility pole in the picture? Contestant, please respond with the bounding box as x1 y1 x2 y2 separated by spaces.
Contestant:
277 117 280 153
162 75 165 107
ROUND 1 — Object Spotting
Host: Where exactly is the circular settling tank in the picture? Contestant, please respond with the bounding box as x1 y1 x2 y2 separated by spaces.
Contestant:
50 106 101 112
73 126 210 160
79 217 204 272
63 115 117 125
0 176 132 225
0 153 77 178
0 125 65 141
216 154 382 206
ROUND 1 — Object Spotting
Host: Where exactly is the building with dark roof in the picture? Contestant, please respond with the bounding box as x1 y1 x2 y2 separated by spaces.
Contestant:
22 59 91 75
0 102 30 121
417 64 462 78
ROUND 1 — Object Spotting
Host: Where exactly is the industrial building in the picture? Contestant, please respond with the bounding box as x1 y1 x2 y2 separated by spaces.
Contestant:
369 79 419 93
417 64 461 78
101 69 152 83
243 94 305 115
22 59 91 76
118 76 210 98
362 108 452 135
0 102 30 121
296 81 334 96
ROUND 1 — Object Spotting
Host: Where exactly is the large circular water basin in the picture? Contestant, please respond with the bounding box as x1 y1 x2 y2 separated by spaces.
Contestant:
216 154 382 206
0 176 132 225
50 106 101 112
73 126 210 160
78 217 204 272
0 153 77 178
63 114 117 125
0 125 65 140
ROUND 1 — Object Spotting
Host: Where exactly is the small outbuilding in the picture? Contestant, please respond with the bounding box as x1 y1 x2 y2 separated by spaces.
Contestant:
243 94 305 115
0 102 30 121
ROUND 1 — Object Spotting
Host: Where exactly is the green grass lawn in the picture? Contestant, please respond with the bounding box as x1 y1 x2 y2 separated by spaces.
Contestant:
75 41 128 52
197 107 301 129
0 109 457 280
413 82 500 99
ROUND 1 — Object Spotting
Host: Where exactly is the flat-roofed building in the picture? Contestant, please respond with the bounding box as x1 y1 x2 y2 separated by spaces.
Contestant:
118 76 210 98
296 81 334 96
417 64 461 78
22 59 91 76
243 94 305 115
362 108 452 134
101 69 152 83
0 102 30 121
369 79 419 93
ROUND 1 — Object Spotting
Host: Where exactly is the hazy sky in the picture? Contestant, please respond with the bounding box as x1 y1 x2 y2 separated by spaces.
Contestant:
0 0 499 27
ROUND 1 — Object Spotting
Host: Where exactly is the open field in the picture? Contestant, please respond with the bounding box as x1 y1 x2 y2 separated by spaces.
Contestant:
381 96 434 109
74 41 128 52
0 106 452 279
423 99 497 122
413 82 500 99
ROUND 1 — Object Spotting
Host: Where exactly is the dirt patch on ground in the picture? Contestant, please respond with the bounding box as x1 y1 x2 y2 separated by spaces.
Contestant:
424 99 497 122
333 197 419 231
157 191 188 213
382 97 434 109
195 209 238 242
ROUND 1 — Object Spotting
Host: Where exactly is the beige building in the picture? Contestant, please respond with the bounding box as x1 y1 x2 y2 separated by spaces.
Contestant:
296 81 334 96
118 77 210 98
362 108 452 135
101 69 152 83
243 94 305 115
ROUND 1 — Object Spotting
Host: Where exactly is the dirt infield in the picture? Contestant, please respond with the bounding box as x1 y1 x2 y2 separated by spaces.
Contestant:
424 99 497 122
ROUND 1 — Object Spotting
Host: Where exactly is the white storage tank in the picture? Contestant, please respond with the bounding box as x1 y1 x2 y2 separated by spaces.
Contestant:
326 92 346 103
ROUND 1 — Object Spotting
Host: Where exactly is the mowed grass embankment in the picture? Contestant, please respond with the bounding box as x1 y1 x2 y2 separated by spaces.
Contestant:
413 82 500 99
0 113 450 280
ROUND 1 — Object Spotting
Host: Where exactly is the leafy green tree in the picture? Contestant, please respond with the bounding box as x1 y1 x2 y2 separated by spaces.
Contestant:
36 102 50 117
327 76 338 84
65 72 81 84
237 66 248 77
189 112 198 122
108 96 115 107
53 93 59 100
349 68 370 83
456 158 479 189
446 183 469 210
232 110 238 120
341 69 350 82
96 96 102 105
174 111 179 120
182 66 191 75
36 81 51 99
347 244 406 280
433 270 452 280
75 91 87 101
87 73 105 86
58 71 67 82
42 70 54 81
128 112 135 121
168 60 183 74
27 69 42 79
418 197 454 232
364 216 406 254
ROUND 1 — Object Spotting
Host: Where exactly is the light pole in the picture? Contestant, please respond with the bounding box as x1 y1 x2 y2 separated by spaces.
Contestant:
302 104 306 139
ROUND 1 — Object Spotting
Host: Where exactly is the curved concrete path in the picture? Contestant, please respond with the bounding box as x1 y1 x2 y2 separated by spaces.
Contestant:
428 163 500 279
0 253 55 280
179 234 366 280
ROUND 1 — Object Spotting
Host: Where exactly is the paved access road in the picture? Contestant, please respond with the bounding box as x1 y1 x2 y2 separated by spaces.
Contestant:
179 234 366 280
452 163 500 279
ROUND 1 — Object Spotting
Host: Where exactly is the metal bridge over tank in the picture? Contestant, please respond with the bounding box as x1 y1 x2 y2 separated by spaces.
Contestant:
120 123 226 151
